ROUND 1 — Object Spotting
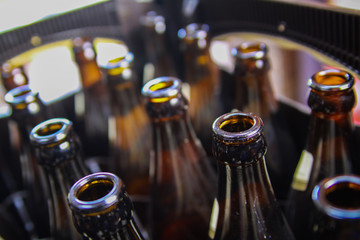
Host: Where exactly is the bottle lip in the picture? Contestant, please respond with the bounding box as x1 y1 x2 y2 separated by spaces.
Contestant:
308 69 354 92
4 84 39 105
140 11 165 27
68 172 123 214
312 174 360 220
231 41 267 60
30 118 72 145
142 76 182 100
99 52 134 70
212 111 263 142
177 23 209 40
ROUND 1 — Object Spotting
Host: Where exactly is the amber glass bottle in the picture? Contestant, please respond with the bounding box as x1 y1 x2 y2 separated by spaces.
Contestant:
311 174 360 240
4 84 50 238
30 118 89 239
68 172 145 240
178 23 223 157
209 111 295 240
231 41 297 201
141 11 177 81
1 62 29 91
286 69 355 239
101 53 152 225
142 76 217 240
72 36 109 157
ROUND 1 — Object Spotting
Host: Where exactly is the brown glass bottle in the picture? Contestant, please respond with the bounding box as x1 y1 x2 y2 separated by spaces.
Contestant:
142 76 217 240
286 69 355 239
310 174 360 240
231 41 298 201
4 84 50 238
72 36 109 157
30 118 89 239
178 23 223 157
141 11 177 81
209 111 295 240
101 53 152 226
1 62 29 91
68 172 145 240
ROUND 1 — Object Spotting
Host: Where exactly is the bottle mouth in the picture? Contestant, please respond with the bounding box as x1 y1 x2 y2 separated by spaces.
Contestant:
231 41 267 60
30 118 72 145
312 175 360 219
308 69 354 92
100 52 134 71
68 172 124 214
142 76 182 102
4 85 38 105
212 111 263 142
177 23 209 41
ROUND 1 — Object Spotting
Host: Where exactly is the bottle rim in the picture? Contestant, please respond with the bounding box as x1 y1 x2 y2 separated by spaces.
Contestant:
68 172 123 214
142 76 182 100
99 52 134 70
30 118 72 145
4 84 38 105
177 23 209 40
308 69 354 92
231 41 267 60
312 174 360 220
212 111 263 142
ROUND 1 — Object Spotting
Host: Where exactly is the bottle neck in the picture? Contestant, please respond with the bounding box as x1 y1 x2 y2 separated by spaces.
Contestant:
216 157 274 202
233 59 277 116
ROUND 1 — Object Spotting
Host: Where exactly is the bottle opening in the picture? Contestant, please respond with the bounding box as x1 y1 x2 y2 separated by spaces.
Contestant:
308 69 354 91
13 89 31 98
326 182 360 209
77 179 114 202
68 172 123 214
213 112 263 142
219 114 254 132
149 80 174 91
312 175 360 219
232 41 267 59
30 118 72 145
142 76 182 102
36 122 64 136
4 85 37 105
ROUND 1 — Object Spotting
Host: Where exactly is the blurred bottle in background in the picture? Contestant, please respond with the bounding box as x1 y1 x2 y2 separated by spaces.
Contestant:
178 23 223 158
231 41 298 201
5 84 50 238
1 62 29 91
101 52 152 228
72 37 110 158
286 69 356 239
142 76 216 240
140 10 178 83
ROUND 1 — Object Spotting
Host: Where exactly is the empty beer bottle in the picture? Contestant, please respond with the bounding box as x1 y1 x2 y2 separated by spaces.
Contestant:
30 118 89 239
141 11 177 82
311 174 360 240
231 41 297 201
142 76 217 240
101 53 152 226
67 172 145 240
72 36 109 157
178 23 223 157
1 62 29 91
286 69 355 239
209 111 295 240
4 84 50 238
